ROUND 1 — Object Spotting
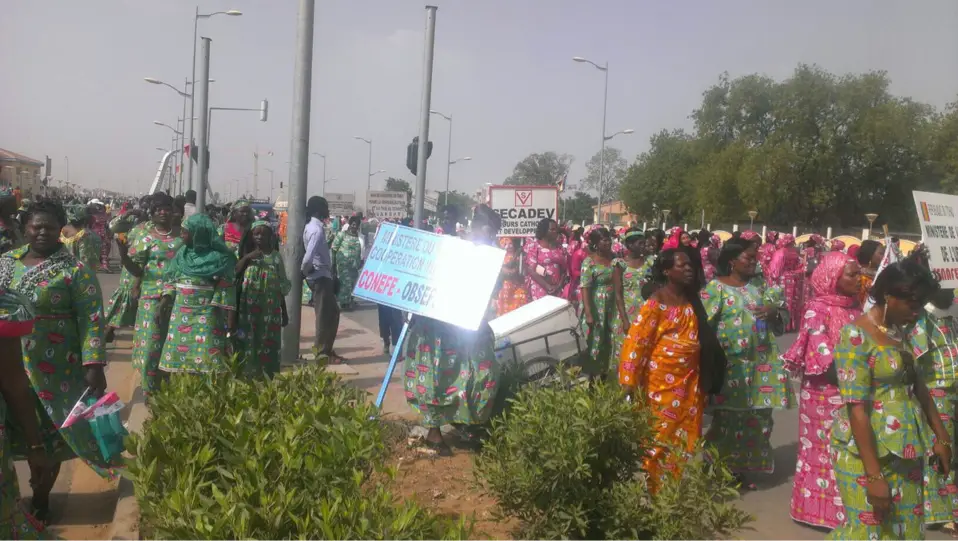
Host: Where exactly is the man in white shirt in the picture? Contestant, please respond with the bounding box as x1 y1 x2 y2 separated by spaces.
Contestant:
183 190 198 218
301 196 342 363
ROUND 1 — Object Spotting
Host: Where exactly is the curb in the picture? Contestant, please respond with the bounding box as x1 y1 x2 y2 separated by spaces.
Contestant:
107 377 147 540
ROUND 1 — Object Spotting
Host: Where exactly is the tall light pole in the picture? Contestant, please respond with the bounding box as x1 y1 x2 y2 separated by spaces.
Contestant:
282 0 315 367
446 156 471 205
311 152 326 195
573 57 635 224
354 136 372 192
265 167 275 201
144 76 212 194
430 110 453 207
189 8 242 194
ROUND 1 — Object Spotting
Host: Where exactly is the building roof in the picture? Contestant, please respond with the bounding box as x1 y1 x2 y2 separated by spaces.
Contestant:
0 149 43 167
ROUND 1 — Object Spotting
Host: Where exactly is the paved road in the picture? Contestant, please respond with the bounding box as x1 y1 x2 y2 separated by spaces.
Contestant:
341 299 954 540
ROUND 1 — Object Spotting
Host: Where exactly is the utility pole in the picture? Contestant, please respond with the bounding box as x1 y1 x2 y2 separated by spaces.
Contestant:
281 0 315 366
253 147 259 200
413 6 438 229
195 37 212 212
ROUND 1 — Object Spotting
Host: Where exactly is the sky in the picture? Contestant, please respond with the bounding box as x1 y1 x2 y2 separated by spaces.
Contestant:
2 0 958 204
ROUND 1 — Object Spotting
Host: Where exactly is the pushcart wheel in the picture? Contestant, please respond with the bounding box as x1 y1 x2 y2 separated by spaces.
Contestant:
523 355 559 385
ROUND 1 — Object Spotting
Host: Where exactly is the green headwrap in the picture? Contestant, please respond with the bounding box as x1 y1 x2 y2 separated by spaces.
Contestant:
236 220 274 258
232 199 251 209
166 214 237 281
67 205 88 224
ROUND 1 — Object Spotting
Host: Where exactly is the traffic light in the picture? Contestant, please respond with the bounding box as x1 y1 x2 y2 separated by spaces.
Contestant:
405 136 434 175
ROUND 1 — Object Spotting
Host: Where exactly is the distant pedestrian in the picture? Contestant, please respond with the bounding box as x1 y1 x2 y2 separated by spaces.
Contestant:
331 215 363 310
183 189 198 218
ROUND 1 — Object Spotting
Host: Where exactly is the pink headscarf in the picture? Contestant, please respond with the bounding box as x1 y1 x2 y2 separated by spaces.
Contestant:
810 234 824 246
741 230 760 242
782 251 860 375
847 244 860 259
662 228 683 251
710 234 721 248
776 234 795 249
830 239 846 252
766 231 779 244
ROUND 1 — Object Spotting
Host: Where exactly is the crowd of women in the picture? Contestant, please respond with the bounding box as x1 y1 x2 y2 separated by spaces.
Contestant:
402 213 958 541
0 190 303 537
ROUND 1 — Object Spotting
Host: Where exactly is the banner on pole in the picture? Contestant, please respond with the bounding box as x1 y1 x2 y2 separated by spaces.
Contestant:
353 223 505 330
325 192 355 216
487 185 559 237
367 191 408 219
913 190 958 288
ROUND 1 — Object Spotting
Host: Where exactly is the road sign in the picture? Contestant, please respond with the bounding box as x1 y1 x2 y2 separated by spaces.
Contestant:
325 192 355 216
367 190 408 219
487 185 559 237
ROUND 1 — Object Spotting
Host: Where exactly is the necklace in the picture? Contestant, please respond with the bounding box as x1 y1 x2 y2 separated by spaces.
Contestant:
154 225 172 236
867 309 903 343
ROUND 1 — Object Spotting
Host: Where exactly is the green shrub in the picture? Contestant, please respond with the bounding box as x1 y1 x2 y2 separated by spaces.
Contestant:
474 379 751 540
126 364 469 540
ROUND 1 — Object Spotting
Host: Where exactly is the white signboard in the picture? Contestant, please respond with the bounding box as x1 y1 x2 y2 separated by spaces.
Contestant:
488 185 559 237
914 190 958 287
325 192 355 215
367 191 408 219
354 223 505 330
424 193 438 213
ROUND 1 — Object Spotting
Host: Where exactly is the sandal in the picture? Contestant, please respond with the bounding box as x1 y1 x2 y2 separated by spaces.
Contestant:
424 439 453 457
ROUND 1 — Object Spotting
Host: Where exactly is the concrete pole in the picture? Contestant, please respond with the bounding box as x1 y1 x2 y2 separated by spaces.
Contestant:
413 6 438 229
281 0 315 366
188 6 199 193
179 77 188 194
596 63 608 224
444 116 452 207
195 37 211 212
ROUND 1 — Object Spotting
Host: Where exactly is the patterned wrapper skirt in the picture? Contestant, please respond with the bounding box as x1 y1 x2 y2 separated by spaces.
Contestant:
923 388 958 524
705 409 776 474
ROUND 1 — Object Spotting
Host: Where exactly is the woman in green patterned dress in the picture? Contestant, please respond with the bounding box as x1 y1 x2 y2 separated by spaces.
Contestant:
105 211 150 344
219 199 253 255
235 220 290 377
118 194 181 395
579 227 618 378
5 201 120 522
613 228 648 338
0 188 23 255
908 285 958 530
700 239 794 489
59 205 101 270
331 215 363 309
829 261 950 540
402 205 501 456
0 260 54 536
156 214 237 377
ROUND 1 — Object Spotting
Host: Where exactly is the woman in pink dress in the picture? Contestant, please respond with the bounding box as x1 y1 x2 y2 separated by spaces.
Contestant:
782 251 861 530
523 218 570 300
829 239 845 253
568 228 589 306
768 234 804 331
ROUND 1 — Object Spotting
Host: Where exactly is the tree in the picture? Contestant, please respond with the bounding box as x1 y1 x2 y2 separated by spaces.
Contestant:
582 147 628 201
558 191 598 225
504 152 573 186
619 64 948 229
384 177 411 195
434 190 475 213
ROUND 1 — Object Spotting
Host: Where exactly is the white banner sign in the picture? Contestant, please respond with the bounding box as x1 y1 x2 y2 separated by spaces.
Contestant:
914 190 958 287
367 190 408 219
325 192 355 215
488 185 559 237
354 223 505 329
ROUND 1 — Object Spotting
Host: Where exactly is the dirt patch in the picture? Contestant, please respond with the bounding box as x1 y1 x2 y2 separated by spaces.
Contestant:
379 421 516 540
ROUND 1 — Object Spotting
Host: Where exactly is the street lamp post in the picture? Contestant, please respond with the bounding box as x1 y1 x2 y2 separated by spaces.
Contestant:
311 152 326 196
354 136 372 191
430 110 454 206
865 213 879 237
189 8 242 193
265 167 274 201
573 57 636 225
748 210 758 231
446 156 472 205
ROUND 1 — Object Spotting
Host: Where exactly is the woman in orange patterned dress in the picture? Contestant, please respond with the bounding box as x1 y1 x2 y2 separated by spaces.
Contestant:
855 239 884 306
619 248 726 487
496 238 529 317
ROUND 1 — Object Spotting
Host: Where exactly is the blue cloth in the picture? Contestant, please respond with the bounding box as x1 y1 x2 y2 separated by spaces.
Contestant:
301 217 332 280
